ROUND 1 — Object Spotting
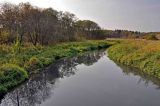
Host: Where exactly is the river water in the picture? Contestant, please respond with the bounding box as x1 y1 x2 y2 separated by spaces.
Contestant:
0 50 160 106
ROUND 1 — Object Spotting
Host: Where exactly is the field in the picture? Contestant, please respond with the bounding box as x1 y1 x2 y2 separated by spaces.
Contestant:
108 39 160 79
0 40 113 94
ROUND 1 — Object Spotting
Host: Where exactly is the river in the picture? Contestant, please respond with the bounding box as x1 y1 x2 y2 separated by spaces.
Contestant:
0 50 160 106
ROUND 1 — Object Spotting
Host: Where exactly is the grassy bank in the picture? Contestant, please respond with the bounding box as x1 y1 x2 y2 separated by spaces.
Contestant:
0 40 113 94
108 39 160 79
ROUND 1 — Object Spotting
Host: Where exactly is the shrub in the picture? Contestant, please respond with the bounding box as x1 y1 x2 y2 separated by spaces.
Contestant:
0 64 28 93
143 34 158 40
39 57 53 66
26 57 43 72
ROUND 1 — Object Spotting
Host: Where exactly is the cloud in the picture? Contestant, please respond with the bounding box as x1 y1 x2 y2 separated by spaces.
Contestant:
0 0 160 32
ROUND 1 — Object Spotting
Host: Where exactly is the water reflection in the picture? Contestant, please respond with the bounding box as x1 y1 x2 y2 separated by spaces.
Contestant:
0 50 105 106
1 50 160 106
115 63 160 89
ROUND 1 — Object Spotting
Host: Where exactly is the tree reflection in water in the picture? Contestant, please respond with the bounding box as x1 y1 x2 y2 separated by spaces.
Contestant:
0 50 105 106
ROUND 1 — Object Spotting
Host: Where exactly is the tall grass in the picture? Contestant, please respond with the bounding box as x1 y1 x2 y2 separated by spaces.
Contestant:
108 39 160 78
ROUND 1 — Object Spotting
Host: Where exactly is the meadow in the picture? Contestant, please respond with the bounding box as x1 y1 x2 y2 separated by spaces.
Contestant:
108 39 160 79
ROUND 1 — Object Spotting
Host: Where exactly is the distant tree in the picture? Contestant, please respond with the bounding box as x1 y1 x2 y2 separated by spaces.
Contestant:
75 20 101 39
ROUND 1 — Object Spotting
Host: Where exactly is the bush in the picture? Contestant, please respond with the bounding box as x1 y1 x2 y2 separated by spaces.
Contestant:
26 57 43 72
39 57 53 66
0 64 28 93
143 34 158 40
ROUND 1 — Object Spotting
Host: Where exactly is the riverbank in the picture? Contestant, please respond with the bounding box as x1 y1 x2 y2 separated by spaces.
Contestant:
108 39 160 79
0 40 113 94
2 49 160 106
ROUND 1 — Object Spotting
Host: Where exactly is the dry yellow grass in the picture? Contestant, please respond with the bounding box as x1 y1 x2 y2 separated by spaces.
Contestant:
108 39 160 78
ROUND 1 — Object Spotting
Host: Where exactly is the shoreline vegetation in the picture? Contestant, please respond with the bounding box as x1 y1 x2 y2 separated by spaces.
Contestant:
0 40 113 94
108 39 160 80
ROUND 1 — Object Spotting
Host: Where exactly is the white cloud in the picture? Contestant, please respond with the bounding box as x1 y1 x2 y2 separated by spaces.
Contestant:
0 0 65 10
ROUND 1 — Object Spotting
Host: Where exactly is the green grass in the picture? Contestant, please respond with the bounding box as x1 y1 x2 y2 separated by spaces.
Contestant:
0 64 28 93
0 40 113 94
108 39 160 79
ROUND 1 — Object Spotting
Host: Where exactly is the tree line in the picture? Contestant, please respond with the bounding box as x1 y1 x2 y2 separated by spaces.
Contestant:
102 29 145 39
1 2 156 45
0 2 102 45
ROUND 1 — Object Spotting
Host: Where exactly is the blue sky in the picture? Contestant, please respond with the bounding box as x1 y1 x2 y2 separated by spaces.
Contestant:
0 0 160 32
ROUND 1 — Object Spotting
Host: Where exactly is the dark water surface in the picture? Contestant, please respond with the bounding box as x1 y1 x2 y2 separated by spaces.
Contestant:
1 50 160 106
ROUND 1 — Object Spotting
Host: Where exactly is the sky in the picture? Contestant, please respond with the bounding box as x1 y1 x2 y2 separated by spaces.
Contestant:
0 0 160 32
